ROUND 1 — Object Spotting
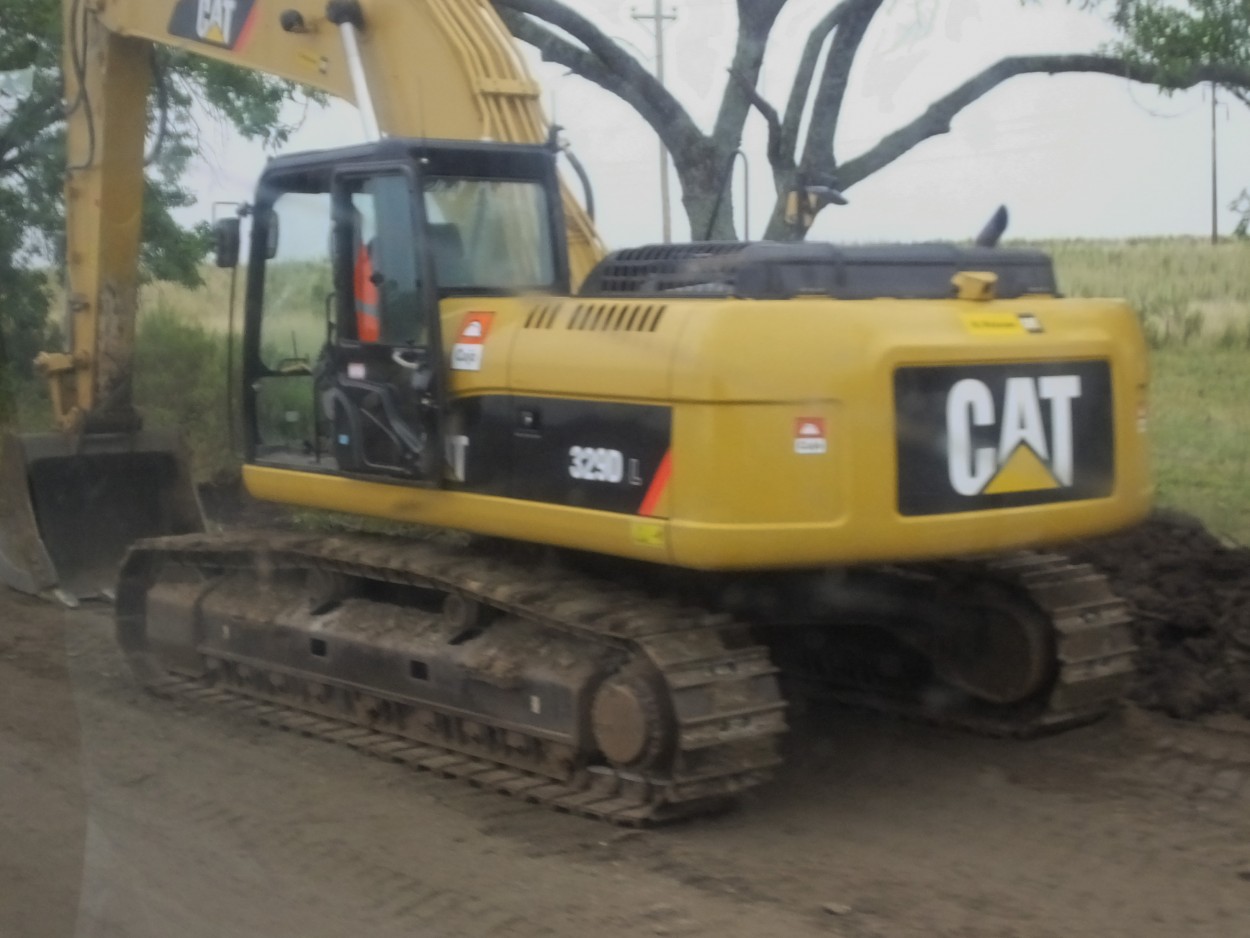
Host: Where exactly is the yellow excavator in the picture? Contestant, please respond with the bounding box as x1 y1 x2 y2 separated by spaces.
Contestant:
0 0 1151 822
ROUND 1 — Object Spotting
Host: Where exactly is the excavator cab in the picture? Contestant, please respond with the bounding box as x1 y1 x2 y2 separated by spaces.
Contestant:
240 138 567 486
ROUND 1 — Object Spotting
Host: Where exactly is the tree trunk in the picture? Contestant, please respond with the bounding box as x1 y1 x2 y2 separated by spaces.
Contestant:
684 188 737 242
674 139 739 242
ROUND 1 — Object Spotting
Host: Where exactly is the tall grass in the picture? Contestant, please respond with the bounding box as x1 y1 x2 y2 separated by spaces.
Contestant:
1030 238 1250 348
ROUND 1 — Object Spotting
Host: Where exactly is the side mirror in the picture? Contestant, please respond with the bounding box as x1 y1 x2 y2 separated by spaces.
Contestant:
213 217 241 269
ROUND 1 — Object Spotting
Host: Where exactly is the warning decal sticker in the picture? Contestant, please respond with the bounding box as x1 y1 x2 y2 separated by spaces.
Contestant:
451 312 495 372
794 417 828 455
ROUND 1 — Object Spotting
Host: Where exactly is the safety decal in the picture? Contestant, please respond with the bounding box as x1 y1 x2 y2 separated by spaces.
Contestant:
168 0 258 51
630 522 666 549
959 312 1025 336
959 312 1046 336
794 417 828 455
451 312 495 372
895 361 1113 516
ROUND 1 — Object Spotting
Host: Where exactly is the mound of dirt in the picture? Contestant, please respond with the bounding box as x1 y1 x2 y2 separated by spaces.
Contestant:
1071 513 1250 720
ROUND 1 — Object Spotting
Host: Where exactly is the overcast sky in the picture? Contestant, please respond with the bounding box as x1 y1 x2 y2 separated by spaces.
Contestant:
181 0 1250 248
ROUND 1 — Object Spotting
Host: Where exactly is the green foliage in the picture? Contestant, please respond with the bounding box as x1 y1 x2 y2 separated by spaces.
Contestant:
1102 2 1250 223
0 0 323 398
132 306 237 481
1232 189 1250 240
1107 0 1250 87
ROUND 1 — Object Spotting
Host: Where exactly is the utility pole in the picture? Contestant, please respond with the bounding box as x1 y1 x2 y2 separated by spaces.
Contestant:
1211 81 1219 245
633 1 676 243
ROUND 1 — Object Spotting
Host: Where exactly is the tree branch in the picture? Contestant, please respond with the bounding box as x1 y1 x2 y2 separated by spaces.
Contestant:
495 10 618 97
495 7 704 161
779 0 856 169
710 0 788 145
838 53 1250 189
729 68 785 169
800 0 884 175
494 0 699 146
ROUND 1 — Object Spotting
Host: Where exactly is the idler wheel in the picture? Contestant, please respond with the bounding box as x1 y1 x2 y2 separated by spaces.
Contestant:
934 584 1056 705
590 666 671 769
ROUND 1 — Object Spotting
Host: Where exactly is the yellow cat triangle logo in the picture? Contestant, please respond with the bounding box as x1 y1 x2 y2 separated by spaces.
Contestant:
983 445 1059 495
204 23 226 43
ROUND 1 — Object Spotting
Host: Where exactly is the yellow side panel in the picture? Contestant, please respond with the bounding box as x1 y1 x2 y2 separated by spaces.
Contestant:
439 295 679 402
253 292 1152 572
243 466 675 565
670 403 845 526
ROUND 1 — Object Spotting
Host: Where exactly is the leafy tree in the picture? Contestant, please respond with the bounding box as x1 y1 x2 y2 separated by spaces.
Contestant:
495 0 1250 240
1105 0 1250 239
0 0 317 420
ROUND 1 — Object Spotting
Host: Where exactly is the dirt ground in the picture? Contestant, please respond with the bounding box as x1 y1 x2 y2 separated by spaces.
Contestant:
3 582 1250 938
1072 513 1250 720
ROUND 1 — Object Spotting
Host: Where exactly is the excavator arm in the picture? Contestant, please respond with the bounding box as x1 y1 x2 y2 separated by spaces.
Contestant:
0 0 605 601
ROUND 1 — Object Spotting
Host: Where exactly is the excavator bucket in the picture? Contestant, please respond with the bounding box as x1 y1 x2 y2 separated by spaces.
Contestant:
0 430 203 604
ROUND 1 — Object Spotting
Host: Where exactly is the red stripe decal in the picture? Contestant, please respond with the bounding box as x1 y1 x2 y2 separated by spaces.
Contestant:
638 450 672 517
235 6 259 50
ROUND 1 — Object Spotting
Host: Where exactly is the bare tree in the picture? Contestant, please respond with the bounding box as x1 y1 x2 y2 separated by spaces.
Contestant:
494 0 1250 241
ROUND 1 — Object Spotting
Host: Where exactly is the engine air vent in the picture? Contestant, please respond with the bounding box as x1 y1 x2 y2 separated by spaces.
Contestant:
524 303 562 329
566 302 666 333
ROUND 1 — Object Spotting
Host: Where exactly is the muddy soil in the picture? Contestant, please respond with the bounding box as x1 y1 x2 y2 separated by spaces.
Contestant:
4 584 1250 938
1074 513 1250 720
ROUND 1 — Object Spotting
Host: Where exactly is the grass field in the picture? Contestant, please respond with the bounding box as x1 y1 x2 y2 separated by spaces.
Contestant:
10 237 1250 540
1149 347 1250 543
1038 238 1250 542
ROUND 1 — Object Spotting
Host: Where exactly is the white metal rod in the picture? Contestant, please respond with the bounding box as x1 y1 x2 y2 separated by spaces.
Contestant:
338 22 381 142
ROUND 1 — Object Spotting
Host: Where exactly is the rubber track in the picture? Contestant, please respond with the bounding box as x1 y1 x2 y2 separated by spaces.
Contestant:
119 531 787 826
820 551 1138 738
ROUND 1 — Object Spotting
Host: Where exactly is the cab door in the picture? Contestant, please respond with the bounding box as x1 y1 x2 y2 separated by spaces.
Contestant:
323 166 445 483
